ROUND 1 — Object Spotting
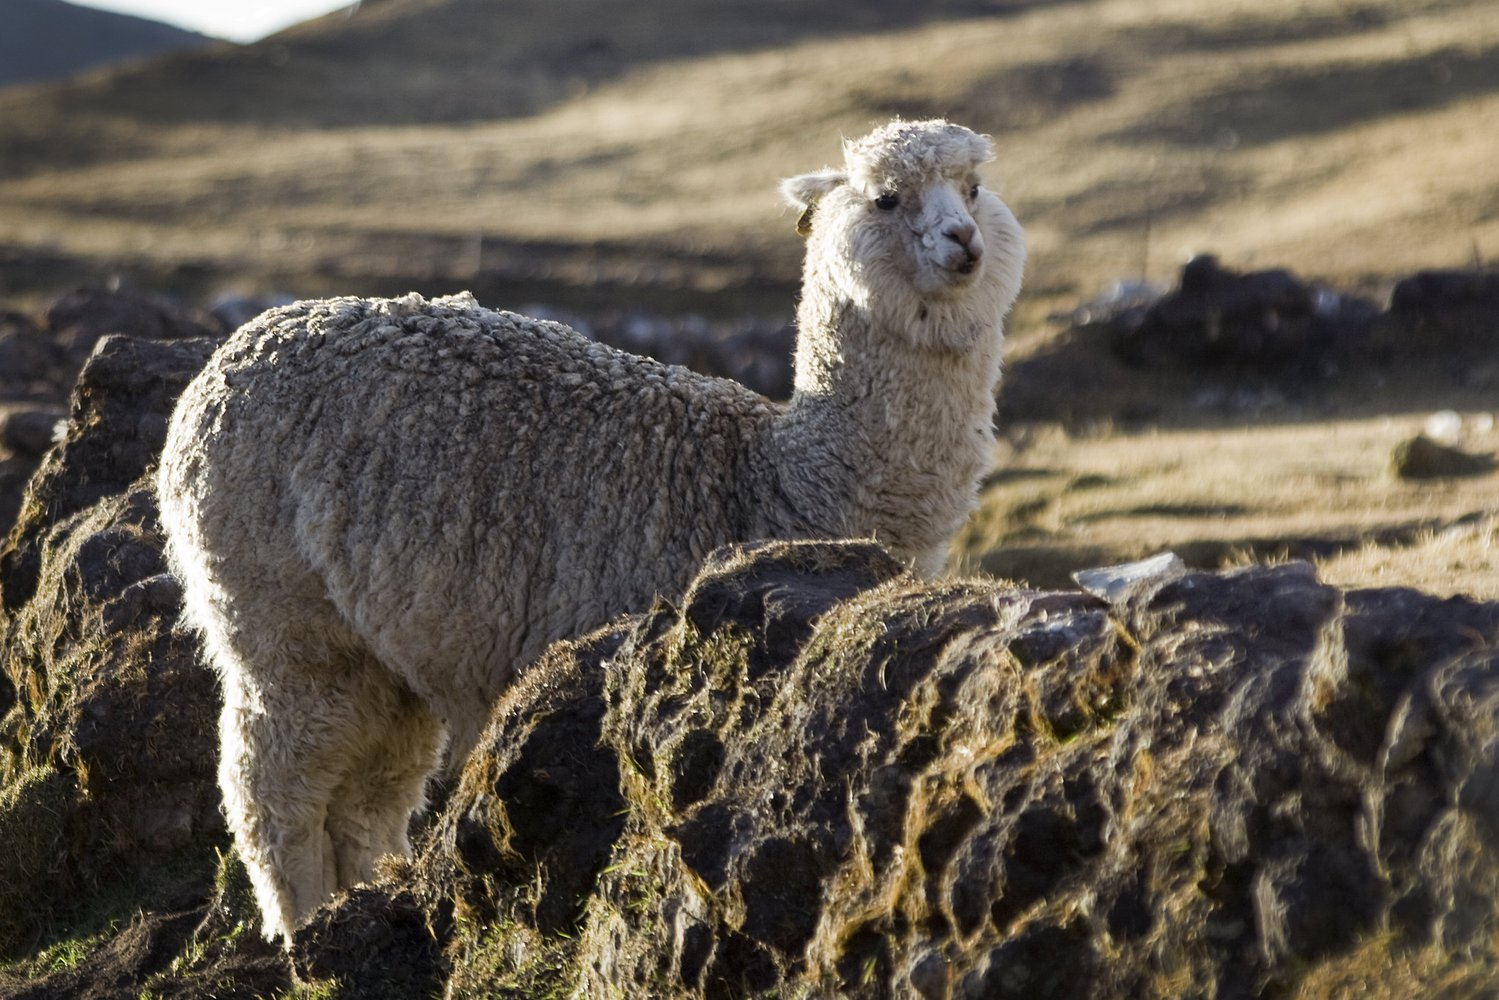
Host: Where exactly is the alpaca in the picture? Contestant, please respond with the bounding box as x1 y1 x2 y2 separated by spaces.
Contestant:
155 118 1025 941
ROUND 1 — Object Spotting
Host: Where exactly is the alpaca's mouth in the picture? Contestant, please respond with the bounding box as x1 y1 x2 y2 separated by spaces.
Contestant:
941 243 983 277
947 252 983 280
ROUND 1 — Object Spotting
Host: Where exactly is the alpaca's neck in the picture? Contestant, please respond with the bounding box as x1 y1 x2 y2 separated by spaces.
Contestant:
771 286 1004 576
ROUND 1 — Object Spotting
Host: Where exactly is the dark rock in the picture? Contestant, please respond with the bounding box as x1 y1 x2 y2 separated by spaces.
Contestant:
0 288 227 544
1031 260 1499 416
0 287 220 412
1109 254 1356 376
1389 269 1499 313
0 406 65 459
450 628 628 934
0 284 289 988
1391 433 1494 479
1363 269 1499 369
286 540 1499 997
0 455 33 544
292 882 451 996
0 335 219 613
0 334 225 960
4 465 1498 999
44 285 222 365
0 312 69 400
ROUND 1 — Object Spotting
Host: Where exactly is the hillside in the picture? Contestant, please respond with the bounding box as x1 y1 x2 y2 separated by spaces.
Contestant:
0 0 1017 158
0 0 214 88
1 0 1495 314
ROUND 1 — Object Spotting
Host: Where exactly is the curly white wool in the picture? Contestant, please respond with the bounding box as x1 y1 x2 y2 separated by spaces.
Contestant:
155 119 1025 942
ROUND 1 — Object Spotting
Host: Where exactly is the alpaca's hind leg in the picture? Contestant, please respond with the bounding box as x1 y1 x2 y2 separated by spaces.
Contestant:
219 675 340 942
218 652 396 942
324 680 445 890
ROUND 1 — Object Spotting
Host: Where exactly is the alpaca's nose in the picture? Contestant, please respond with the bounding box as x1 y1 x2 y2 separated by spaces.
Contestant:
944 221 981 260
945 221 976 247
943 220 982 271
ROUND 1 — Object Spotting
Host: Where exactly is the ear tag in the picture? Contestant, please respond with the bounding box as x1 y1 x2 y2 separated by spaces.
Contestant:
796 200 817 237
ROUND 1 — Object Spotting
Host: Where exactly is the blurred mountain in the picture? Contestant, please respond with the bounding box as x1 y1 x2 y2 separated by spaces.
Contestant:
0 0 217 88
0 0 1020 130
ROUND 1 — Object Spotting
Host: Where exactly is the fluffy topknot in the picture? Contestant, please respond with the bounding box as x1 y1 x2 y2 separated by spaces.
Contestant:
842 119 994 192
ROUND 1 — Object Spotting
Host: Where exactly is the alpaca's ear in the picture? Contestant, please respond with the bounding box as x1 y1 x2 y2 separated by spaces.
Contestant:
780 170 846 236
780 170 846 210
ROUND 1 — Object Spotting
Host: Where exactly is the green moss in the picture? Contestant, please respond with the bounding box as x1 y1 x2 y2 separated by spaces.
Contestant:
208 846 263 937
0 764 75 956
0 921 119 981
0 771 223 982
442 917 577 999
278 978 346 999
133 847 263 998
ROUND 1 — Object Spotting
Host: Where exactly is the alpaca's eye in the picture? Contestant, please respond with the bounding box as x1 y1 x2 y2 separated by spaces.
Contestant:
969 183 981 199
873 192 899 210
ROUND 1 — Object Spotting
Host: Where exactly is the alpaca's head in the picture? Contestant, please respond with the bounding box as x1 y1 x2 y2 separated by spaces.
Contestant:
781 120 1025 343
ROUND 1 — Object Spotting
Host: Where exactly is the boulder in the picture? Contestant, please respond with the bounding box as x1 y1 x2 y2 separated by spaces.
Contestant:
302 540 1499 999
1391 433 1494 480
0 312 69 402
0 406 66 460
1106 254 1359 376
0 287 224 543
1353 268 1499 381
1384 269 1499 351
43 285 220 368
0 334 227 959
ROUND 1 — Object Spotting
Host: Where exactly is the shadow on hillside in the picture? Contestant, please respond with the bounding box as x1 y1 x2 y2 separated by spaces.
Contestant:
1118 44 1499 148
1120 5 1394 55
856 54 1118 135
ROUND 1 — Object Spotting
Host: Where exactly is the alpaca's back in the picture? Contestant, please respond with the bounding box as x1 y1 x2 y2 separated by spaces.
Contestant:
160 293 782 749
157 292 804 940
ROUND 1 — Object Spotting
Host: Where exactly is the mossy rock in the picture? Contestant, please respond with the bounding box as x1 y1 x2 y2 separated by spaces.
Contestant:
304 540 1499 999
0 765 73 955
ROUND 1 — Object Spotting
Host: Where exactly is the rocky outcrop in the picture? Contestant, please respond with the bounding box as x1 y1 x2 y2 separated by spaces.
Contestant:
1106 255 1343 375
1005 259 1499 424
294 540 1499 999
1056 256 1499 384
0 333 236 973
1380 269 1499 363
1084 254 1377 378
0 286 221 537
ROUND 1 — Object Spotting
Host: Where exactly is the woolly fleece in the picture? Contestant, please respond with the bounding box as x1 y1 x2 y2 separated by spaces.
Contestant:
156 119 1026 941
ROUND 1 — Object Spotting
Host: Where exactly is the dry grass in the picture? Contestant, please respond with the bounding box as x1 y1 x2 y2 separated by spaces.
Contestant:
1317 515 1499 599
959 412 1499 596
